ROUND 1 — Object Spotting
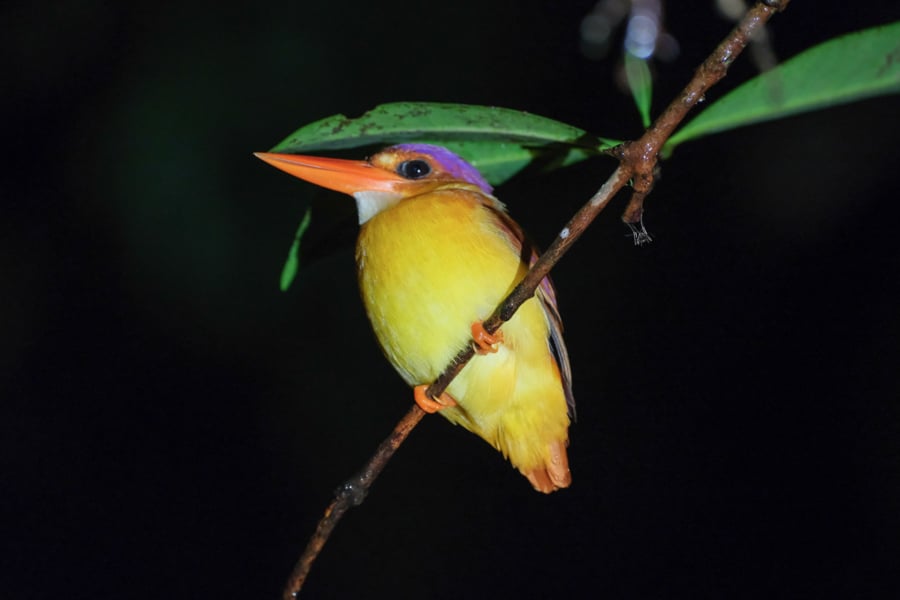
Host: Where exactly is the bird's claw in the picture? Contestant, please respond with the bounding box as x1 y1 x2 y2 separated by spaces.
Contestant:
471 321 503 354
414 385 458 414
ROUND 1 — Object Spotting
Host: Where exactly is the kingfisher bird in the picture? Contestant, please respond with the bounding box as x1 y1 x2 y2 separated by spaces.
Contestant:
255 144 574 492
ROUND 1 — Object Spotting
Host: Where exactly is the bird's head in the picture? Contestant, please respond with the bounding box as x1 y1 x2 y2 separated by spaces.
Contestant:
255 144 493 224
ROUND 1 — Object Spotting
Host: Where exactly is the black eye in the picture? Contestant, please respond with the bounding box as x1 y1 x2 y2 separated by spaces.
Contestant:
397 159 431 180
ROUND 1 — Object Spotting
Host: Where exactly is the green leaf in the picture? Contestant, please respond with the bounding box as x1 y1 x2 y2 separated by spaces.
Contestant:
665 21 900 155
269 102 619 185
279 205 312 292
625 53 653 128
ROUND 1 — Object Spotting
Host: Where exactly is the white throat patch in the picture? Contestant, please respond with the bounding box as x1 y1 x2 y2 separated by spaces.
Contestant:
353 190 402 225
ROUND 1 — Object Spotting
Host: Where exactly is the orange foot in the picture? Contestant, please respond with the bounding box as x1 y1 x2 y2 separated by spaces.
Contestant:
471 320 504 354
413 385 458 414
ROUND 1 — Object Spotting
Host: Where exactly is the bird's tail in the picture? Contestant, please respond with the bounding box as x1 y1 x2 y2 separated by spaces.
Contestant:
523 439 571 493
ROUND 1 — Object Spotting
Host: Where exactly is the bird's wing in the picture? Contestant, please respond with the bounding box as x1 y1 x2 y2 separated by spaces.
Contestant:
482 198 576 419
532 254 576 420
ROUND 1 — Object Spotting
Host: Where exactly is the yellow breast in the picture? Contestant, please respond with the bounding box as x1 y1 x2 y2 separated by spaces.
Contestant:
357 188 522 382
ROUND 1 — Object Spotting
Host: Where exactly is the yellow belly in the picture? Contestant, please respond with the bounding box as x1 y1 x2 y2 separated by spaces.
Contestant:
356 188 569 474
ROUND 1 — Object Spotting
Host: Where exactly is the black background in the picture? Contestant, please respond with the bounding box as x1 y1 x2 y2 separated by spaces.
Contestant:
4 1 900 598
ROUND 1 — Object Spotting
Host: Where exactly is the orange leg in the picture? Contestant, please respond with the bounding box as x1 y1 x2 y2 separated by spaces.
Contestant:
471 320 504 354
413 385 458 414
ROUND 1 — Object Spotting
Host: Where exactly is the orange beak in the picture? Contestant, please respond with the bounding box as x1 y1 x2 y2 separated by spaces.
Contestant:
254 152 405 195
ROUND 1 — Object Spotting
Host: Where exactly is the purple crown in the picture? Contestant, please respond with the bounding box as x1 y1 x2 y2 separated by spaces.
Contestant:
390 144 493 194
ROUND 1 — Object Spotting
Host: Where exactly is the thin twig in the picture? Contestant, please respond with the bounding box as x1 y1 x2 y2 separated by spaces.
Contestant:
282 405 425 598
282 2 790 597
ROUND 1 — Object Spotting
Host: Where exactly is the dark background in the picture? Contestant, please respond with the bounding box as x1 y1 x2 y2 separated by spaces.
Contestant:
4 1 900 598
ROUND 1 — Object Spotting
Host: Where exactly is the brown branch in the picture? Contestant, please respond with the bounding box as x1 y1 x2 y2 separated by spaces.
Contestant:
282 2 790 597
621 0 790 224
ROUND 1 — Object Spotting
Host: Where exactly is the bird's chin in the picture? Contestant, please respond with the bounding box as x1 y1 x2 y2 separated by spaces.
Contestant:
353 190 403 225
